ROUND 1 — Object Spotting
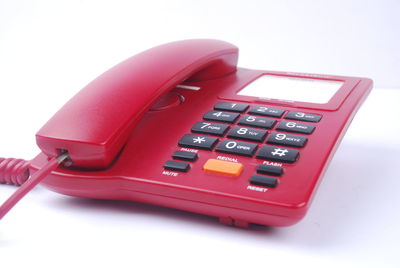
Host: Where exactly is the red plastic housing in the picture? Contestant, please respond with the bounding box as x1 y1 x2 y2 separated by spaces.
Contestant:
30 40 372 227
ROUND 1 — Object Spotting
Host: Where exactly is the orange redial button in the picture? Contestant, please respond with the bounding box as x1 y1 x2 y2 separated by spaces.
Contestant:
203 159 244 176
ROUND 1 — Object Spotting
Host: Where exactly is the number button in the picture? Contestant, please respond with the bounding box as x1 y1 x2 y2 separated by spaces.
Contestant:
178 134 218 150
285 111 322 122
227 126 267 142
214 102 249 113
191 121 229 136
267 132 307 148
216 140 258 157
248 106 285 118
276 121 315 134
203 110 240 123
256 145 299 163
238 115 276 129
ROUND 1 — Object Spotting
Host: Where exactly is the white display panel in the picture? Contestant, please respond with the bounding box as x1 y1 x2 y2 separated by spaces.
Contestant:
237 75 343 104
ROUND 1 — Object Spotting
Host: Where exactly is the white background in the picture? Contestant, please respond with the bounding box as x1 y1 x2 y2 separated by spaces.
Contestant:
1 1 399 267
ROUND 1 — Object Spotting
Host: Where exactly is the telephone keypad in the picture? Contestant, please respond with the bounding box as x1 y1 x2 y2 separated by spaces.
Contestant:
256 146 299 163
203 110 240 123
174 103 323 188
191 121 229 136
227 126 267 142
267 132 307 148
248 106 285 118
178 134 218 150
216 139 258 157
238 115 276 129
276 121 315 134
214 102 249 113
285 111 322 122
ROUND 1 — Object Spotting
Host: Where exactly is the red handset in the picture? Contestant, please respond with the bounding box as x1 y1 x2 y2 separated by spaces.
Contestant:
36 39 238 169
1 40 372 227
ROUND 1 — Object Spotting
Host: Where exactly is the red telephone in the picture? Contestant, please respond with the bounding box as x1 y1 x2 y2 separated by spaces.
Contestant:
0 39 372 227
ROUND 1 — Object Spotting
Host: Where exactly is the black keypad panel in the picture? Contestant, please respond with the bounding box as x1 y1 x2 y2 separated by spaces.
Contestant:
249 175 278 188
227 126 267 142
256 145 299 163
256 164 283 176
267 132 307 148
238 115 276 129
178 134 218 150
164 160 190 172
214 102 249 113
285 111 322 122
191 121 229 136
248 106 285 118
171 101 324 188
216 139 258 157
203 110 240 123
172 151 198 162
276 121 315 134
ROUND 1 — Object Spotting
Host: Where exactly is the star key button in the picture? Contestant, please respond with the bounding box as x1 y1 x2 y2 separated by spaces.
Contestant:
178 134 218 150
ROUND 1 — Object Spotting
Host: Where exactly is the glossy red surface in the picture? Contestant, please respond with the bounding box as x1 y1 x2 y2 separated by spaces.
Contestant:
30 40 372 227
36 39 238 169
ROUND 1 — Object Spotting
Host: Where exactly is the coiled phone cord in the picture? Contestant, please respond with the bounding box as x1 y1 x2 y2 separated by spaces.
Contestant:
0 154 69 220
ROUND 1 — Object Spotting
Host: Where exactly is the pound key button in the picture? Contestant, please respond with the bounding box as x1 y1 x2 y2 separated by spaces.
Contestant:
164 160 190 172
178 134 218 150
256 145 299 163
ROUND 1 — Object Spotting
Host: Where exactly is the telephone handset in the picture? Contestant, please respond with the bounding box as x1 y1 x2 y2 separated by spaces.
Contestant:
0 39 372 227
36 39 238 169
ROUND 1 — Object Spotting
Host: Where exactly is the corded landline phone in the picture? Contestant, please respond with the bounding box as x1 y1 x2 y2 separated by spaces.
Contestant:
0 39 372 227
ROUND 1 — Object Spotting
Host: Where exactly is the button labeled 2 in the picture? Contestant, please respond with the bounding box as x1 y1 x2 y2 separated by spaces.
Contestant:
248 106 285 118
